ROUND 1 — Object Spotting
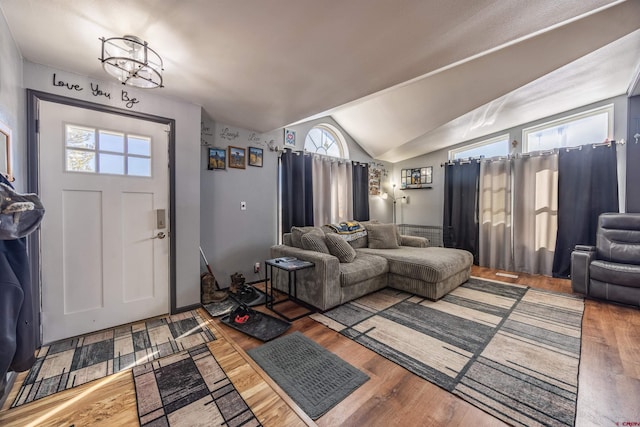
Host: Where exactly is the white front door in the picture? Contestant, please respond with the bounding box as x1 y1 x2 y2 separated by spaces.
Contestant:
39 101 170 343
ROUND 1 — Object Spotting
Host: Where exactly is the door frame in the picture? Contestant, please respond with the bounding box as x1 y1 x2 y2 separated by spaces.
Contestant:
26 89 177 347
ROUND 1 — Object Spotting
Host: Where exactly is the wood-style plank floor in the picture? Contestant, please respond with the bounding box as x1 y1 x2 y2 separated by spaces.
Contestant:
2 266 639 426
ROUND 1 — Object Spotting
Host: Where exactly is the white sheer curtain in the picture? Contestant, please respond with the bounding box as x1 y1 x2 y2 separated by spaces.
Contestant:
479 159 513 270
331 160 353 223
312 156 331 226
311 156 353 225
512 153 558 276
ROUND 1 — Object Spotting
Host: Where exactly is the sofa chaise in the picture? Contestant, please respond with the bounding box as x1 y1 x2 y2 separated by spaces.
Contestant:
269 222 473 311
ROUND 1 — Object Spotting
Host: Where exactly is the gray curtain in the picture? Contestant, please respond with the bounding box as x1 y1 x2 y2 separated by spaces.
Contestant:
281 150 314 232
443 161 480 263
479 159 513 271
352 163 370 221
552 143 619 278
512 153 558 276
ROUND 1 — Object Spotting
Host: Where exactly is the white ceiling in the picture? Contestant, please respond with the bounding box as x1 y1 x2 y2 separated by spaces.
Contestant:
1 0 639 162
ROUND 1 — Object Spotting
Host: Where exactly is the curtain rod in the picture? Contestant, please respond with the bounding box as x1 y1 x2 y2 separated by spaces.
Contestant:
282 148 366 165
440 139 624 166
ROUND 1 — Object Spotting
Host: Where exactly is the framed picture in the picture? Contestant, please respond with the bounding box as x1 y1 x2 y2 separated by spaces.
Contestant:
228 146 246 169
248 146 263 167
284 128 296 147
401 166 433 188
369 168 381 195
208 147 226 170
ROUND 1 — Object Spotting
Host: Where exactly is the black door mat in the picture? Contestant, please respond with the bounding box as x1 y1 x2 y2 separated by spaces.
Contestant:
220 309 291 342
203 286 272 317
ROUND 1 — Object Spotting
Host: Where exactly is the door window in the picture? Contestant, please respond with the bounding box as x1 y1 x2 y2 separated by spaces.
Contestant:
65 124 152 177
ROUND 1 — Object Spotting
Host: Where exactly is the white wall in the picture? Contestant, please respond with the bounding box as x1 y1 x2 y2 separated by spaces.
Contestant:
23 62 202 309
0 10 25 189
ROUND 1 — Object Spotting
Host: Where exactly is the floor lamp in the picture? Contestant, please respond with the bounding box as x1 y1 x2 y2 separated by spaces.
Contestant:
391 184 406 224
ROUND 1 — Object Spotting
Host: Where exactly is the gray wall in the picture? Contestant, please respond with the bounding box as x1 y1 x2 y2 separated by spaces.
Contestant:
199 115 384 286
0 10 25 190
22 62 203 309
199 115 280 286
392 95 630 226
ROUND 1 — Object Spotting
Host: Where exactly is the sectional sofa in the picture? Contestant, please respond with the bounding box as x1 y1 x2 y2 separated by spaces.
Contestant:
269 222 473 311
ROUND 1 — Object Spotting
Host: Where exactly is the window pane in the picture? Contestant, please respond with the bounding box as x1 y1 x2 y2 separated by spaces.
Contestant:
100 131 125 153
66 125 95 149
99 153 125 175
453 138 509 160
304 125 346 158
128 156 151 176
66 149 96 172
128 136 151 156
526 112 608 152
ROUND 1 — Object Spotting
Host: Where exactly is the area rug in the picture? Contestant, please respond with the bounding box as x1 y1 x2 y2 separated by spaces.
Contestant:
311 277 584 427
247 331 369 420
133 343 261 427
12 310 216 407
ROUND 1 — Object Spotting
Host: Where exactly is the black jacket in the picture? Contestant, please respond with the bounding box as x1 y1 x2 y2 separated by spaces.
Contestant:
0 174 39 384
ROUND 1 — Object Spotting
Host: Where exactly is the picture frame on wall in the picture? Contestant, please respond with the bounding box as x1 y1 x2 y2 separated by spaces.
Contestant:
401 166 433 188
208 147 226 170
228 146 246 169
284 128 296 147
248 147 263 167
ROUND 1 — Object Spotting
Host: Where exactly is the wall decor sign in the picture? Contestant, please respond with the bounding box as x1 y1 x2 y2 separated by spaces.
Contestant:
248 147 263 167
368 162 387 195
219 127 240 141
284 128 296 147
228 146 246 169
401 166 432 189
208 148 226 170
51 73 140 109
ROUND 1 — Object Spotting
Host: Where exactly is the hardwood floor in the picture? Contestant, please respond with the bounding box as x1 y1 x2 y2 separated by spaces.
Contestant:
0 310 312 427
1 267 639 426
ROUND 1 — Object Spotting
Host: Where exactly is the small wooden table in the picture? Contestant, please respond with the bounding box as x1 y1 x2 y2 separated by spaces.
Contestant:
264 257 315 321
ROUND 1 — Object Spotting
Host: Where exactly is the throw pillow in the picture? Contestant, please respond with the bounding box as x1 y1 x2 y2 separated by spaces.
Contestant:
365 223 400 249
301 229 330 254
325 233 357 263
290 226 318 248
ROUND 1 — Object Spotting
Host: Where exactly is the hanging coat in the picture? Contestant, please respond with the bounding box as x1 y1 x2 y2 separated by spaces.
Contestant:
0 174 44 383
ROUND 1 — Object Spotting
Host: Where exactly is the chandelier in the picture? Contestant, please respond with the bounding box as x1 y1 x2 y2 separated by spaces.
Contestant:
100 35 163 89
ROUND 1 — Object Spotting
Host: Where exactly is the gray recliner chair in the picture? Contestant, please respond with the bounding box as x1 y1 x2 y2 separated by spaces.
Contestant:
571 213 640 307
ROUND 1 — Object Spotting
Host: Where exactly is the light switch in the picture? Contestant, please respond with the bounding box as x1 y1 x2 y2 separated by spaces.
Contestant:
240 201 247 210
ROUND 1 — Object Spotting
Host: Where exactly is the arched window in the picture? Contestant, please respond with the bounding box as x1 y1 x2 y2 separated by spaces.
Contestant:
304 123 349 159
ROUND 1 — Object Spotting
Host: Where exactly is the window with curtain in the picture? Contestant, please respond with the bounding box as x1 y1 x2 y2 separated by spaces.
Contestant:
280 124 368 232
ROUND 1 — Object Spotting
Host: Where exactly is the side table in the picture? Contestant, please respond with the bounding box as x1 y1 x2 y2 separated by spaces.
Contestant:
265 257 315 321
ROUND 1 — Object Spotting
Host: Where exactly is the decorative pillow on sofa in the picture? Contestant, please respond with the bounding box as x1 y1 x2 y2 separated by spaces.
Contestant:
290 226 320 248
325 233 357 263
365 223 400 249
301 229 330 254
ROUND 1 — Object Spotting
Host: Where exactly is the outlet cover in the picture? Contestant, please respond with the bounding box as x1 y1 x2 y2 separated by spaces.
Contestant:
240 201 247 210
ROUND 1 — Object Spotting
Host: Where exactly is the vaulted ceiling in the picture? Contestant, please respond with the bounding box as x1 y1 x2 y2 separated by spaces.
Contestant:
1 0 639 162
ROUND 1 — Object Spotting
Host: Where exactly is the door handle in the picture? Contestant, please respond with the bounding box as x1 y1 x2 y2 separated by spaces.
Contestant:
153 232 166 239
